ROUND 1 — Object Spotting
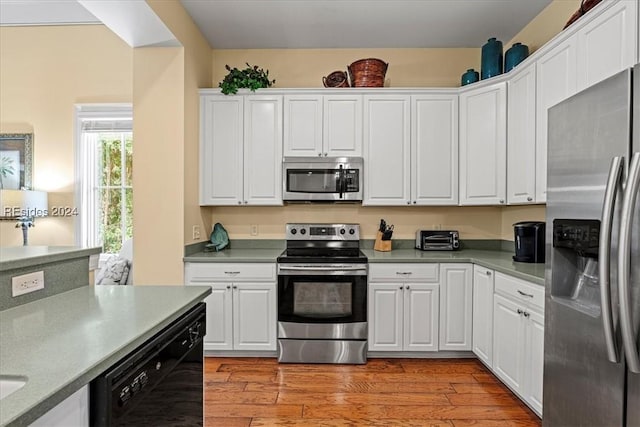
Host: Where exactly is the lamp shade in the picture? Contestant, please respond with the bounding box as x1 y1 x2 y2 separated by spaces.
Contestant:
0 190 48 218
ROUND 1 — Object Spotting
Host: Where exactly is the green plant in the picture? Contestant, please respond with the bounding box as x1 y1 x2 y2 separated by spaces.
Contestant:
219 63 275 95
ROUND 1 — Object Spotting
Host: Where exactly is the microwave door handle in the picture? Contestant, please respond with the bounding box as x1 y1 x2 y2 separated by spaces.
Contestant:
339 165 345 199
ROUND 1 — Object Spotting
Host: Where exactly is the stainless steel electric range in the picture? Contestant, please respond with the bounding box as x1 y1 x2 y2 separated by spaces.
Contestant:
276 223 368 364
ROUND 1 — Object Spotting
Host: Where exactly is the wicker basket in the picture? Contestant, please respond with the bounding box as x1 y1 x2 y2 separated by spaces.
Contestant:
323 70 349 88
348 58 388 87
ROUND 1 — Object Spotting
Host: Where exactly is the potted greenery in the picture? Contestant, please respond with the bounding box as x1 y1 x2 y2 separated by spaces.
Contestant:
219 63 276 95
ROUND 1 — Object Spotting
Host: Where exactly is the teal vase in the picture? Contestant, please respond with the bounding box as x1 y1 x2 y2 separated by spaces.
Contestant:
505 42 529 72
481 37 503 79
461 69 479 86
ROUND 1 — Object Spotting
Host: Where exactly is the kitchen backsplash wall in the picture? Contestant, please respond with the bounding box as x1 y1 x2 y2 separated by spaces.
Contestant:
204 205 545 242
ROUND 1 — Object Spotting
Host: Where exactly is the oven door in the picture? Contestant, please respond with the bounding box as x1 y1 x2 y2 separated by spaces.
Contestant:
277 264 367 338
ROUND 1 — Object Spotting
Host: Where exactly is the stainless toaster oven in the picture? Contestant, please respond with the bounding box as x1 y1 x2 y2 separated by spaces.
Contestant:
416 230 460 251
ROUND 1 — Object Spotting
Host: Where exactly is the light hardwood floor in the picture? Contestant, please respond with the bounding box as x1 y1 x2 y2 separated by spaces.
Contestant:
204 357 541 427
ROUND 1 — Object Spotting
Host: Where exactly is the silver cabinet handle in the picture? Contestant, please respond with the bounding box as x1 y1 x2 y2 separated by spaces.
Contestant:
226 285 231 289
244 201 248 204
324 153 328 157
527 196 533 202
485 271 492 276
399 286 403 290
396 272 412 275
499 199 505 204
523 311 530 318
224 271 240 275
318 153 322 157
619 152 640 373
600 156 624 363
406 201 411 205
237 201 242 205
517 309 523 315
232 285 238 289
413 201 417 204
406 285 410 290
517 290 534 298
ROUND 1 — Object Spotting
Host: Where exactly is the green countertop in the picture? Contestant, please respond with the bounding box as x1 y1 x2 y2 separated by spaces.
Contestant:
0 246 102 272
0 285 211 427
184 248 545 286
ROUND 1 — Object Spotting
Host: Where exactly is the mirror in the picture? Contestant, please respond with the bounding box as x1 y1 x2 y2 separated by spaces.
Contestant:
0 133 33 190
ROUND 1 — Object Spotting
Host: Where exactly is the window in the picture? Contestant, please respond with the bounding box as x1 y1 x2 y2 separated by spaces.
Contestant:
75 105 133 254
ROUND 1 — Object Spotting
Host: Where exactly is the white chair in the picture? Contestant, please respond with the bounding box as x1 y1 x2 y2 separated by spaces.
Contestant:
119 239 133 285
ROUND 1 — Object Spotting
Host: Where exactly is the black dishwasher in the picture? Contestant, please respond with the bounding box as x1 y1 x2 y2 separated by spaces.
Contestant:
90 303 206 426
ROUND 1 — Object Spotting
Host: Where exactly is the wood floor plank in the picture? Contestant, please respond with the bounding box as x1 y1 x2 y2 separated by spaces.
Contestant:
250 418 455 426
204 372 232 382
446 393 523 406
228 371 278 383
205 382 247 392
274 359 405 373
204 403 303 418
451 383 512 394
452 420 541 427
205 417 251 427
206 391 278 404
472 373 503 384
247 381 456 394
302 404 533 420
276 371 480 383
276 391 451 405
401 359 487 374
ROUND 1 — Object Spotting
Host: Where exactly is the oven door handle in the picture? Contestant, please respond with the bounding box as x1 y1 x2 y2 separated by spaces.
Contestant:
278 265 367 275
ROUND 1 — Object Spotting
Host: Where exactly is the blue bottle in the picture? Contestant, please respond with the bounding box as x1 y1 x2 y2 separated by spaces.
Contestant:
504 42 529 72
481 37 503 79
461 69 479 86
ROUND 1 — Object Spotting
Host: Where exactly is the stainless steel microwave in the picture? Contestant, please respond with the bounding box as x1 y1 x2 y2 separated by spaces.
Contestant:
282 157 363 202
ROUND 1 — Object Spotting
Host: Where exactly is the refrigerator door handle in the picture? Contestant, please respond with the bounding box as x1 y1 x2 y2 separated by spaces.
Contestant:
618 151 640 373
600 156 624 363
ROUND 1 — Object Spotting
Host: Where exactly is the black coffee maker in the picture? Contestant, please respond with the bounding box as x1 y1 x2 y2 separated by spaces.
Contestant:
513 221 545 263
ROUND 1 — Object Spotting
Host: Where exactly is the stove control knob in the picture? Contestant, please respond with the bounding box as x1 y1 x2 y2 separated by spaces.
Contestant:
340 229 346 235
300 229 307 235
349 229 356 235
290 228 297 235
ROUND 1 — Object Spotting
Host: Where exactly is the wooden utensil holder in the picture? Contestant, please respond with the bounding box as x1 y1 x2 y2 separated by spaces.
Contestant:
374 231 392 252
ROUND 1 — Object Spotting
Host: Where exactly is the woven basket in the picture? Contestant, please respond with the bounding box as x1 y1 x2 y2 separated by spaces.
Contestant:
348 58 388 87
323 70 349 88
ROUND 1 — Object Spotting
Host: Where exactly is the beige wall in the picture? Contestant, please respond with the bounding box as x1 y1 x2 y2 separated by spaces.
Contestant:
0 25 132 247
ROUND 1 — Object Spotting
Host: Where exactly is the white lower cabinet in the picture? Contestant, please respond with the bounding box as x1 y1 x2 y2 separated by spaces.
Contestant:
185 263 277 352
368 264 439 352
472 265 494 366
492 272 545 416
438 264 472 351
31 385 88 427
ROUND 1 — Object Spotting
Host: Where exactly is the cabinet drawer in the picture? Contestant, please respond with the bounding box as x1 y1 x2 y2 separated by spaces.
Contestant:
494 272 544 310
369 263 439 282
186 262 276 282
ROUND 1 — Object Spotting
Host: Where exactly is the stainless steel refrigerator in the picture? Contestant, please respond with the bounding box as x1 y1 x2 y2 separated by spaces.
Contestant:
544 65 640 426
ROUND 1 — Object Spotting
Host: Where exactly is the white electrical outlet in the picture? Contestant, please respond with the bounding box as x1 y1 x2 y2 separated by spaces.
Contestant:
192 225 201 240
250 225 258 236
12 271 45 297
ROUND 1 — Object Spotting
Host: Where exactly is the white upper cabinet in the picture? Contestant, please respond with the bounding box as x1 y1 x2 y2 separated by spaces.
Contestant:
200 95 244 205
243 95 283 205
535 35 578 203
507 63 537 205
576 0 638 91
412 94 459 205
459 81 507 205
363 94 411 205
283 94 323 156
323 94 363 156
200 93 283 206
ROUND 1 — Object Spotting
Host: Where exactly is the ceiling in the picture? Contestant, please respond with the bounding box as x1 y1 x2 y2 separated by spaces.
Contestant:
0 0 554 49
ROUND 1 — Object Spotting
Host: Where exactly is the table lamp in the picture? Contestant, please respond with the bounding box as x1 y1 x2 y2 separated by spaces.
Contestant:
0 189 48 245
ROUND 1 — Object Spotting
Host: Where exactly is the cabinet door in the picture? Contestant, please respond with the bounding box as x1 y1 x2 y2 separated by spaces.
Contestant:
203 283 234 351
404 283 440 351
412 94 459 205
507 64 537 204
233 282 277 351
535 36 578 203
524 309 545 416
243 95 283 205
493 294 525 394
439 264 472 351
31 386 88 427
472 266 495 366
199 95 243 205
576 0 638 91
368 283 404 351
363 95 411 205
459 82 507 205
283 94 323 156
323 94 363 156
